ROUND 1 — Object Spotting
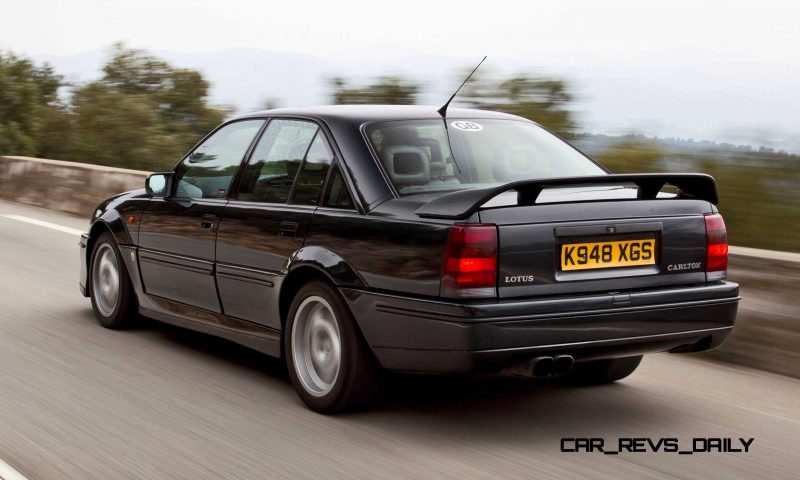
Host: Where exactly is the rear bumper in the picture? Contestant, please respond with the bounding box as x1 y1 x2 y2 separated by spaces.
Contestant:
342 281 739 373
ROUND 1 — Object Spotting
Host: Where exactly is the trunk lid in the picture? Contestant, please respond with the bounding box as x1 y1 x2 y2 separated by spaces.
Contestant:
479 188 712 298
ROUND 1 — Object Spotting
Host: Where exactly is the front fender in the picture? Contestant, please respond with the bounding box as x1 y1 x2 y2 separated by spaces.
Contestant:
88 188 149 246
289 246 366 287
91 209 133 246
81 190 150 296
80 213 134 298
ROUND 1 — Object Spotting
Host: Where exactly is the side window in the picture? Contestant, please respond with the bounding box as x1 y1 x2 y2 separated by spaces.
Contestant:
290 132 334 206
323 163 356 210
237 119 318 203
174 120 264 199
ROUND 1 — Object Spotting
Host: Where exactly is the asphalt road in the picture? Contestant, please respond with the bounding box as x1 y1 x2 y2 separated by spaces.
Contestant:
0 199 798 479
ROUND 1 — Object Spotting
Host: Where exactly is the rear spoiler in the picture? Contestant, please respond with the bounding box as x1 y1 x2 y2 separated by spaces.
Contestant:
415 173 718 220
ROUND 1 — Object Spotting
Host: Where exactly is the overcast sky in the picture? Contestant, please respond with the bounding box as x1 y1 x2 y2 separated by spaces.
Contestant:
3 0 798 151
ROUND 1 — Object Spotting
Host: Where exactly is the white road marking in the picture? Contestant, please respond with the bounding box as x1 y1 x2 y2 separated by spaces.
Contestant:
1 214 84 236
0 458 30 480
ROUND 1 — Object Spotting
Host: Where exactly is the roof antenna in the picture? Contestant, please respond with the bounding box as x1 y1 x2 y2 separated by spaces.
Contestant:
438 56 487 118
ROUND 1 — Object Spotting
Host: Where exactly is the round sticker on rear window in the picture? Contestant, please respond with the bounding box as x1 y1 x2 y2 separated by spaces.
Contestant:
451 121 483 131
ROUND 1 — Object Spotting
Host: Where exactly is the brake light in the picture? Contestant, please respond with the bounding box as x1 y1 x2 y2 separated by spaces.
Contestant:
705 213 728 277
441 224 498 298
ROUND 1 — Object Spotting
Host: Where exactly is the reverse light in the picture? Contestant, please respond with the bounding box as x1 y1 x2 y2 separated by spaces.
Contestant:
441 224 498 298
705 213 728 279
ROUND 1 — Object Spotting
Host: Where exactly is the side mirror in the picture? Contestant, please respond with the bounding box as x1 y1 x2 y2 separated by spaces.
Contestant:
145 172 172 197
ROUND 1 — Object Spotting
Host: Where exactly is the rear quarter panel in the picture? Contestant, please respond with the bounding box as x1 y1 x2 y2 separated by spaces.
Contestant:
305 202 451 297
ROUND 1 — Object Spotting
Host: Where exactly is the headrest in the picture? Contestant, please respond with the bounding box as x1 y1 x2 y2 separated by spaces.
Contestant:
418 138 446 174
381 145 430 187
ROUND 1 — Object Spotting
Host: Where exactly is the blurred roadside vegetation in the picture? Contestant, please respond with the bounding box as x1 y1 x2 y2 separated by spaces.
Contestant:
577 135 800 252
459 72 578 139
0 52 60 155
1 47 798 251
330 76 419 105
1 44 228 171
326 72 800 252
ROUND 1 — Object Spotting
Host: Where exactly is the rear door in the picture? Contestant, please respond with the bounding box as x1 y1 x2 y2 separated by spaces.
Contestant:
137 119 265 312
215 118 335 328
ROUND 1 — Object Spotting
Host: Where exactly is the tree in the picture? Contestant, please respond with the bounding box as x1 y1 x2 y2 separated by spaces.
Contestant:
100 43 227 151
35 102 75 160
102 43 173 95
0 52 62 155
591 140 665 173
329 76 420 105
326 70 576 138
63 82 183 171
29 44 229 170
259 97 282 111
458 71 578 138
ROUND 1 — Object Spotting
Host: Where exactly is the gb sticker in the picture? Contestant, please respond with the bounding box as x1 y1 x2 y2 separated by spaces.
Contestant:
451 121 484 131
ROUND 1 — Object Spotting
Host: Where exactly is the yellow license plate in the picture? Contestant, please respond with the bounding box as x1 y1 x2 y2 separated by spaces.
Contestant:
561 239 656 271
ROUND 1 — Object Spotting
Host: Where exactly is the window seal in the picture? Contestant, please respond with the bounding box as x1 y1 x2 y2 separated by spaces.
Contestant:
287 128 323 206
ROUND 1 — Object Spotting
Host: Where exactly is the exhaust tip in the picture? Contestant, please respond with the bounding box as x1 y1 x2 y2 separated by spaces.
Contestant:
504 355 575 378
532 356 555 377
552 355 574 376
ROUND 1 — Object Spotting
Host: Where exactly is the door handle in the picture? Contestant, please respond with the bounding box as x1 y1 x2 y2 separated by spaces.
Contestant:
279 221 298 238
200 214 217 230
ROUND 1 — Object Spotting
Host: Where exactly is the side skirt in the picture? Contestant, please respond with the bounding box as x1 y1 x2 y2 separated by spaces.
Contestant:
119 245 282 358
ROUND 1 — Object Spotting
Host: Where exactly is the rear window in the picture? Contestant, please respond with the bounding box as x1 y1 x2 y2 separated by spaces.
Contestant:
365 119 605 195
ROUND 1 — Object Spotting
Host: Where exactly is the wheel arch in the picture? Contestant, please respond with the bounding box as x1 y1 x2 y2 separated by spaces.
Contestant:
85 221 114 273
279 266 337 332
86 208 134 255
279 247 366 329
85 217 138 296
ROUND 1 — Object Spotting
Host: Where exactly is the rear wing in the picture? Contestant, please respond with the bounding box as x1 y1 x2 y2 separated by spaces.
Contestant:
415 173 718 220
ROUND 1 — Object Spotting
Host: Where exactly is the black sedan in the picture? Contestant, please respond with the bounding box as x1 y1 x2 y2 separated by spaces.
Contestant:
78 105 739 412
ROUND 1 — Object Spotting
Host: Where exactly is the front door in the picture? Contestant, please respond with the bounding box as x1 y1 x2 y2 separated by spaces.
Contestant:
216 119 335 328
138 119 266 312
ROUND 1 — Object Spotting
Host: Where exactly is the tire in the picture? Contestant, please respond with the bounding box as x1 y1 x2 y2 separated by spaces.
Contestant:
555 355 642 386
89 231 138 329
284 280 382 413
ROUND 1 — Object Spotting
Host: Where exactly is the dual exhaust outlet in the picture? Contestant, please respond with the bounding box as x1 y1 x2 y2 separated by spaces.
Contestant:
507 354 575 378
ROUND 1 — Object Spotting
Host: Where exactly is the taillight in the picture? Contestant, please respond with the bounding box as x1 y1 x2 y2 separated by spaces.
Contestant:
705 213 728 279
441 224 498 298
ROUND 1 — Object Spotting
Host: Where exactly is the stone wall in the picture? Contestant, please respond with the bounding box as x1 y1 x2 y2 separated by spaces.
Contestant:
704 247 800 378
0 156 148 218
